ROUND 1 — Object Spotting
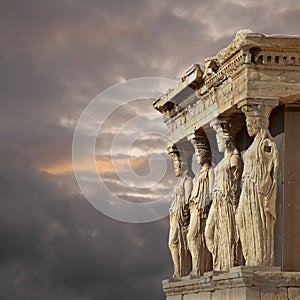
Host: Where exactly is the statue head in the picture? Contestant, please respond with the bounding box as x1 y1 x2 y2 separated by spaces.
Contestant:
168 143 187 177
192 137 211 166
213 122 234 153
172 152 187 177
241 104 272 137
212 117 242 153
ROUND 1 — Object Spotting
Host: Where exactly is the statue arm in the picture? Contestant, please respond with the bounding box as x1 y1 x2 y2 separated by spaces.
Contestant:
203 167 215 214
208 167 215 197
260 140 279 217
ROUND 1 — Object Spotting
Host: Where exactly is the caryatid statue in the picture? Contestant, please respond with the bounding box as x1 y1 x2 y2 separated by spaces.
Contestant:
187 135 214 276
236 104 279 266
168 145 193 279
205 118 243 271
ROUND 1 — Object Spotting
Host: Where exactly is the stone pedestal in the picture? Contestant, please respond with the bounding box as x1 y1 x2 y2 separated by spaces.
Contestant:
162 267 300 300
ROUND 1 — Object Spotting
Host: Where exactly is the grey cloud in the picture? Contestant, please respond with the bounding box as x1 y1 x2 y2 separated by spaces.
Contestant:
0 148 171 299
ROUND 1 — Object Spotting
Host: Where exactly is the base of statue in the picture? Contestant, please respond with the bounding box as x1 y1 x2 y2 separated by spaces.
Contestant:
162 266 300 299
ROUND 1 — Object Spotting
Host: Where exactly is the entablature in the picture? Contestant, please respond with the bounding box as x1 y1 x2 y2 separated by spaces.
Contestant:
154 30 300 144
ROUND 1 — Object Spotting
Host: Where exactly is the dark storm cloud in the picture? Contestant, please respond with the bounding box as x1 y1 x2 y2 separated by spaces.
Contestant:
1 0 300 299
0 149 171 299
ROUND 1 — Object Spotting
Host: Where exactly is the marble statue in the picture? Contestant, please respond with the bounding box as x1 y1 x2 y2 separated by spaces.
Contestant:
168 147 193 279
187 137 214 276
205 120 243 271
236 104 279 266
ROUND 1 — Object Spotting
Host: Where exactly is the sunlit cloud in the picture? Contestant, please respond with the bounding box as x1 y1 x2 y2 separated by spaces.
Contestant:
38 155 147 175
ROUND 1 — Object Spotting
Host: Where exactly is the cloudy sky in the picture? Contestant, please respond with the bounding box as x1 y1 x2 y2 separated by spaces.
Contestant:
1 0 299 299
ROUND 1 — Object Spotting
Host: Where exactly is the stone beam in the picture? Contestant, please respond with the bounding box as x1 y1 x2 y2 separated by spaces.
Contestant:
154 30 300 144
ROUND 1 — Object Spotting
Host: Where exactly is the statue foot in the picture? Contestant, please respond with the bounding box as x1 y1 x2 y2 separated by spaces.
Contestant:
189 270 200 277
172 272 180 279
